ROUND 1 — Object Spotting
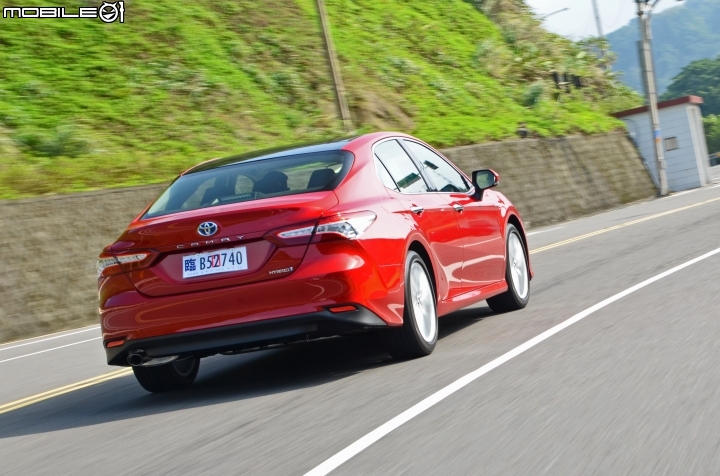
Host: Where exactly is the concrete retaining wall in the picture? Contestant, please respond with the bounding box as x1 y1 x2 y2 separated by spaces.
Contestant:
443 132 657 227
0 132 656 343
0 185 165 343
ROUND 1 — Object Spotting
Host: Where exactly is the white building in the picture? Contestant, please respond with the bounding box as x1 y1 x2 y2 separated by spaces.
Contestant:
613 96 711 192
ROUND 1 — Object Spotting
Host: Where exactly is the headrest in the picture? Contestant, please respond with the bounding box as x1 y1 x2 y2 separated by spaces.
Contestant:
253 171 290 194
307 168 336 189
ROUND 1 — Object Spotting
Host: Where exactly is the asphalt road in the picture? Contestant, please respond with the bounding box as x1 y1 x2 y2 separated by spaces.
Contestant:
2 183 720 475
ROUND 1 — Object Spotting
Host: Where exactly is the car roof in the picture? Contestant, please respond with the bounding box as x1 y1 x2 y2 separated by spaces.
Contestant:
183 137 360 175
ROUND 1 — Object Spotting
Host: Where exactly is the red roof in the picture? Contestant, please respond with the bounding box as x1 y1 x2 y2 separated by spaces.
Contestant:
612 96 704 118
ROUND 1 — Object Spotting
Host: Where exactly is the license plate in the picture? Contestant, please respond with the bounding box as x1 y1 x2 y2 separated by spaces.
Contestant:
182 246 248 279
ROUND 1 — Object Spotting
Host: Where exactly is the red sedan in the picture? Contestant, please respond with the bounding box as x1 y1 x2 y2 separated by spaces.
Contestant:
97 132 532 392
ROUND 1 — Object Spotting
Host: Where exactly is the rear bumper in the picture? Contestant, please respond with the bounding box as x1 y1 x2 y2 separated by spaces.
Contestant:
104 306 386 366
99 240 405 365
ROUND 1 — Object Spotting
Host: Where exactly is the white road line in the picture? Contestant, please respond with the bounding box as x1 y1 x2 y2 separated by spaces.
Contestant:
0 338 101 364
527 226 564 236
304 246 720 476
0 327 100 352
665 184 720 197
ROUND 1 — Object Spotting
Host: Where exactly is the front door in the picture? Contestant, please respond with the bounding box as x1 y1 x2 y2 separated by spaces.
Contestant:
401 139 505 290
448 190 505 289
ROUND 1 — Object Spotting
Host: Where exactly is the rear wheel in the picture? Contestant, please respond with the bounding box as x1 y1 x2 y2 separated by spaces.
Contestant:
486 224 530 313
132 357 200 393
382 251 438 360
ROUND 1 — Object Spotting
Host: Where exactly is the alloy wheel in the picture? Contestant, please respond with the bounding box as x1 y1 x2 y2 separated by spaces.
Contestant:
508 233 529 300
410 261 437 343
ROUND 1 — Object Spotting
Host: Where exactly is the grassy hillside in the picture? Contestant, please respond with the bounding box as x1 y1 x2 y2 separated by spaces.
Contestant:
607 0 720 95
0 0 639 199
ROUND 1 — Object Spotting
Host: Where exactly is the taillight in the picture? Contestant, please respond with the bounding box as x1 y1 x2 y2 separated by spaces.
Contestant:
97 250 157 278
266 212 377 247
277 226 315 240
266 221 317 247
312 211 377 242
97 252 121 278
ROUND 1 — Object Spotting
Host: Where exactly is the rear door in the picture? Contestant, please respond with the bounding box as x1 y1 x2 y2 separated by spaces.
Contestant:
402 140 505 290
374 139 465 300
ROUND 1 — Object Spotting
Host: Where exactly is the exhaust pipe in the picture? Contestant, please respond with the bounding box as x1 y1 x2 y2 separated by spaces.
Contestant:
127 351 146 366
127 351 180 367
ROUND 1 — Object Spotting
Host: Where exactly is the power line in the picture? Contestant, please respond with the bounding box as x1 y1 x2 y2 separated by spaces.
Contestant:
605 1 628 31
540 7 569 20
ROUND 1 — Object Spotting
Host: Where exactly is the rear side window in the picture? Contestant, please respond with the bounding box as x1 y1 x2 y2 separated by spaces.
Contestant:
145 151 353 218
403 140 470 193
374 140 429 194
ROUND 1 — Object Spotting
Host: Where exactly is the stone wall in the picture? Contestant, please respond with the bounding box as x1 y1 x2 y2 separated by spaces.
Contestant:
442 132 657 228
0 132 656 343
0 185 165 342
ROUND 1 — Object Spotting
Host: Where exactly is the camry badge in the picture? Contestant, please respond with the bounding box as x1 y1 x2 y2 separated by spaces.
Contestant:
197 222 218 237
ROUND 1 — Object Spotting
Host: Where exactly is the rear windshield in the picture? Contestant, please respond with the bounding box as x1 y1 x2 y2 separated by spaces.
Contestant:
144 151 353 219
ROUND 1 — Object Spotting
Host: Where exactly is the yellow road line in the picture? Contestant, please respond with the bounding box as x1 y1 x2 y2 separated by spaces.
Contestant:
2 194 720 415
530 196 720 255
0 368 132 415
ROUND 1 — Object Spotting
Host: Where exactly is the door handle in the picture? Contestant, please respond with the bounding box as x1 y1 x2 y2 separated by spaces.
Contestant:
410 206 424 215
453 203 464 212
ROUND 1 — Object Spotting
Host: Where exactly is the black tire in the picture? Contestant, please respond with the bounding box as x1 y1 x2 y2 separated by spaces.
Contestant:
486 224 530 314
382 251 438 360
132 357 200 393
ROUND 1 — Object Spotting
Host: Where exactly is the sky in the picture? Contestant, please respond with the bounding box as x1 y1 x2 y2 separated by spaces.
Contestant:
524 0 682 39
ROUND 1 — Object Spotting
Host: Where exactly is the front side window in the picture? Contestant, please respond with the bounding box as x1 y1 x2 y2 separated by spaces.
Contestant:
374 156 399 191
145 151 353 218
404 140 470 193
374 140 429 194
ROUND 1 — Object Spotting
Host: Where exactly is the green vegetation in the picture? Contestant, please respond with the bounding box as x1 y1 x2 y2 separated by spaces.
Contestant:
607 0 720 95
661 54 720 154
0 0 639 199
662 55 720 116
703 116 720 154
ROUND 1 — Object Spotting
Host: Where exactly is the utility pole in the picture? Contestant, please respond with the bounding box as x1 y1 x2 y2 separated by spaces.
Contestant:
636 0 668 196
591 0 608 69
591 0 604 39
316 0 352 133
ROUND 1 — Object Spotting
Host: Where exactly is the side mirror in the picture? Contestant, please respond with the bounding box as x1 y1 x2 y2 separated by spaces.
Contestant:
472 169 500 200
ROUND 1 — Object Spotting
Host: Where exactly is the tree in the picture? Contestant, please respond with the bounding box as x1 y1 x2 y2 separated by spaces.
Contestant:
662 56 720 116
704 115 720 154
662 55 720 154
607 0 720 95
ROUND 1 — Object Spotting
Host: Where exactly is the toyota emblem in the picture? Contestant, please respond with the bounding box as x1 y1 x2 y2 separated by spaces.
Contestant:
197 222 218 237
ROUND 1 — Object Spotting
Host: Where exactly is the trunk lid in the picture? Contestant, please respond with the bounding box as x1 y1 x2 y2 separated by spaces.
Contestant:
113 191 337 297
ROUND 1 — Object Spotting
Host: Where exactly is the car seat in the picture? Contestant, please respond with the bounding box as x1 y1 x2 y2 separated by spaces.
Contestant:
307 169 336 189
252 171 290 194
200 179 234 206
